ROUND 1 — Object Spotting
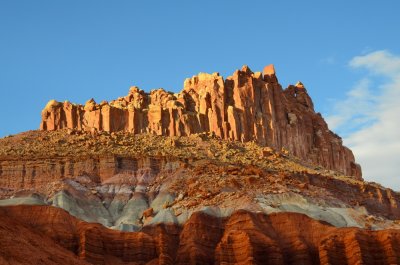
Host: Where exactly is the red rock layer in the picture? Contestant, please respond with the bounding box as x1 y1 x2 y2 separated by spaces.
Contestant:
39 65 361 178
0 156 397 219
0 156 166 190
0 207 89 265
2 205 400 265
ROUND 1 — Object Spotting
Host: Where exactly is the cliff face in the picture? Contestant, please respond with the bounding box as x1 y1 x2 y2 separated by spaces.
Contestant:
2 205 400 265
0 131 397 232
1 154 399 222
0 155 166 190
39 65 361 178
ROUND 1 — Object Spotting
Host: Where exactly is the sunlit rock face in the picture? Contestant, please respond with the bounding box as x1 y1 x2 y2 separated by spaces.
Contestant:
40 65 361 178
3 64 400 264
3 205 400 265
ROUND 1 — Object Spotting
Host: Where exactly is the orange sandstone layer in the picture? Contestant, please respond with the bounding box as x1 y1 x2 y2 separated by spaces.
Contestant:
1 205 400 265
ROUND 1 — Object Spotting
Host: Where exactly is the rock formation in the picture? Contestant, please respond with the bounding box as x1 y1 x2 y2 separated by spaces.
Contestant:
40 65 361 178
2 205 400 265
0 131 397 232
1 153 399 223
4 64 398 265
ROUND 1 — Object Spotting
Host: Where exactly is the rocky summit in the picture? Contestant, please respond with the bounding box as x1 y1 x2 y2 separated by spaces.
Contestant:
1 65 399 265
40 65 361 178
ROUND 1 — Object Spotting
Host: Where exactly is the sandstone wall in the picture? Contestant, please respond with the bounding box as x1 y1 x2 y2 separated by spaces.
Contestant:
0 156 169 191
40 65 361 178
3 206 400 265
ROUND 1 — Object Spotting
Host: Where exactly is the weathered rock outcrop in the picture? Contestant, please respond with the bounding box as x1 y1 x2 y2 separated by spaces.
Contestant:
40 65 361 178
2 205 400 265
0 156 168 190
1 155 399 222
0 206 90 265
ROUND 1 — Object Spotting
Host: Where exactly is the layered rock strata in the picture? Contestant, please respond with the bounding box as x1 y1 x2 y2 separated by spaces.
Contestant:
0 155 399 223
2 205 400 265
40 65 361 178
0 155 168 190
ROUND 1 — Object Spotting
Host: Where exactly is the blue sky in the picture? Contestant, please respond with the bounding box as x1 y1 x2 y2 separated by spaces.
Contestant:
0 1 399 189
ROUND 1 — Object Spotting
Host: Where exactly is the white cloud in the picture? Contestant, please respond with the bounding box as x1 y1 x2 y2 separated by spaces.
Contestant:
327 50 400 191
350 50 400 76
326 78 377 134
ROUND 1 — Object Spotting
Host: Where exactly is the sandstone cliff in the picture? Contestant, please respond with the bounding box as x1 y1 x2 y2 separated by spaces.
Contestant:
39 65 361 178
2 205 400 265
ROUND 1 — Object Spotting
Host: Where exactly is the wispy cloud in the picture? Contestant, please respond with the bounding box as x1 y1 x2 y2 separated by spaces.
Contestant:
327 50 400 190
326 78 377 133
320 56 336 65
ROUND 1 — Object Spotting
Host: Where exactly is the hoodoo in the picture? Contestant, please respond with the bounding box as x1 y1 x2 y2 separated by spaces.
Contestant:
40 65 361 178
